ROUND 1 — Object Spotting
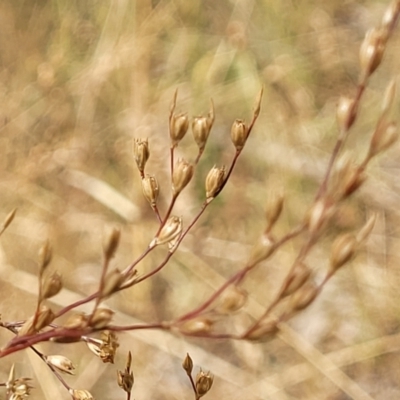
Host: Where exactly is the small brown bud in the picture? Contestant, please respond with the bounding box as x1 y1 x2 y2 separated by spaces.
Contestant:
205 165 225 200
182 353 193 375
192 101 214 151
117 351 134 393
231 119 248 150
356 214 376 243
289 282 319 311
179 317 213 335
151 216 182 247
215 286 247 314
359 27 386 77
117 370 134 394
103 227 120 259
195 370 214 397
38 240 52 273
369 122 398 158
101 268 125 298
46 355 75 375
41 271 63 300
170 113 189 145
89 308 114 329
280 262 312 298
248 233 276 265
69 389 95 400
330 233 357 272
245 320 279 341
19 305 56 335
133 138 149 175
141 175 159 207
172 159 194 196
381 1 400 31
307 200 332 234
34 305 55 331
265 192 284 231
64 313 88 329
341 169 365 198
336 96 357 131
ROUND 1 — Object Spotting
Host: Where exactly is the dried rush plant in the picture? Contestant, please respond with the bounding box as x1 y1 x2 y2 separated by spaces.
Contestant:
1 2 400 400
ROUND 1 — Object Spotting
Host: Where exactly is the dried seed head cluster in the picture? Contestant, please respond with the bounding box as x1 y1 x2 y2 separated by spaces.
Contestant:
0 3 399 399
6 365 33 400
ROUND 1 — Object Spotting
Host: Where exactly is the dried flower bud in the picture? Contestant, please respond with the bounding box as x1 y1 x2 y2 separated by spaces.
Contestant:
69 389 95 400
35 305 55 331
46 355 75 375
117 351 134 394
19 306 55 335
172 159 194 196
231 119 248 150
356 214 376 243
117 369 134 394
6 371 33 399
192 101 214 151
179 318 213 335
205 165 225 200
151 216 182 247
265 193 284 231
170 113 189 145
85 331 119 363
41 271 63 300
280 262 312 298
245 320 279 341
195 370 214 397
341 168 365 198
330 233 357 272
369 121 398 158
307 200 332 234
38 240 52 273
382 0 400 31
89 308 114 329
182 353 193 375
141 175 159 207
336 96 357 131
101 268 125 298
103 227 120 259
381 79 396 115
64 313 88 329
359 27 386 78
289 282 319 311
215 286 247 314
248 233 276 265
133 138 149 175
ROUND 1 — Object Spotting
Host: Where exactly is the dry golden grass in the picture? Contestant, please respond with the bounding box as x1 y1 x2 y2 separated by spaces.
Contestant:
1 0 400 399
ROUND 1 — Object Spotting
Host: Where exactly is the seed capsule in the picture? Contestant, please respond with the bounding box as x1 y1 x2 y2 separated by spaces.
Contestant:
205 165 225 200
172 159 194 196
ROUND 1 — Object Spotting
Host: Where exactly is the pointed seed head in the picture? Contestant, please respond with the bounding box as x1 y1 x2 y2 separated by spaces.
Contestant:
182 353 193 375
141 175 159 207
172 159 194 196
133 138 149 174
231 119 248 150
195 370 214 397
46 355 75 375
205 165 225 200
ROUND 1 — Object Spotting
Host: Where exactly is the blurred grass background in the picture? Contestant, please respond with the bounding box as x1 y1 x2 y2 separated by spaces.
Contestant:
0 0 400 399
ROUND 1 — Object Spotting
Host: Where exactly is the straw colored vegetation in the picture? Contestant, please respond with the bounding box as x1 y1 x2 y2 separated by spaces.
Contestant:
0 0 400 399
